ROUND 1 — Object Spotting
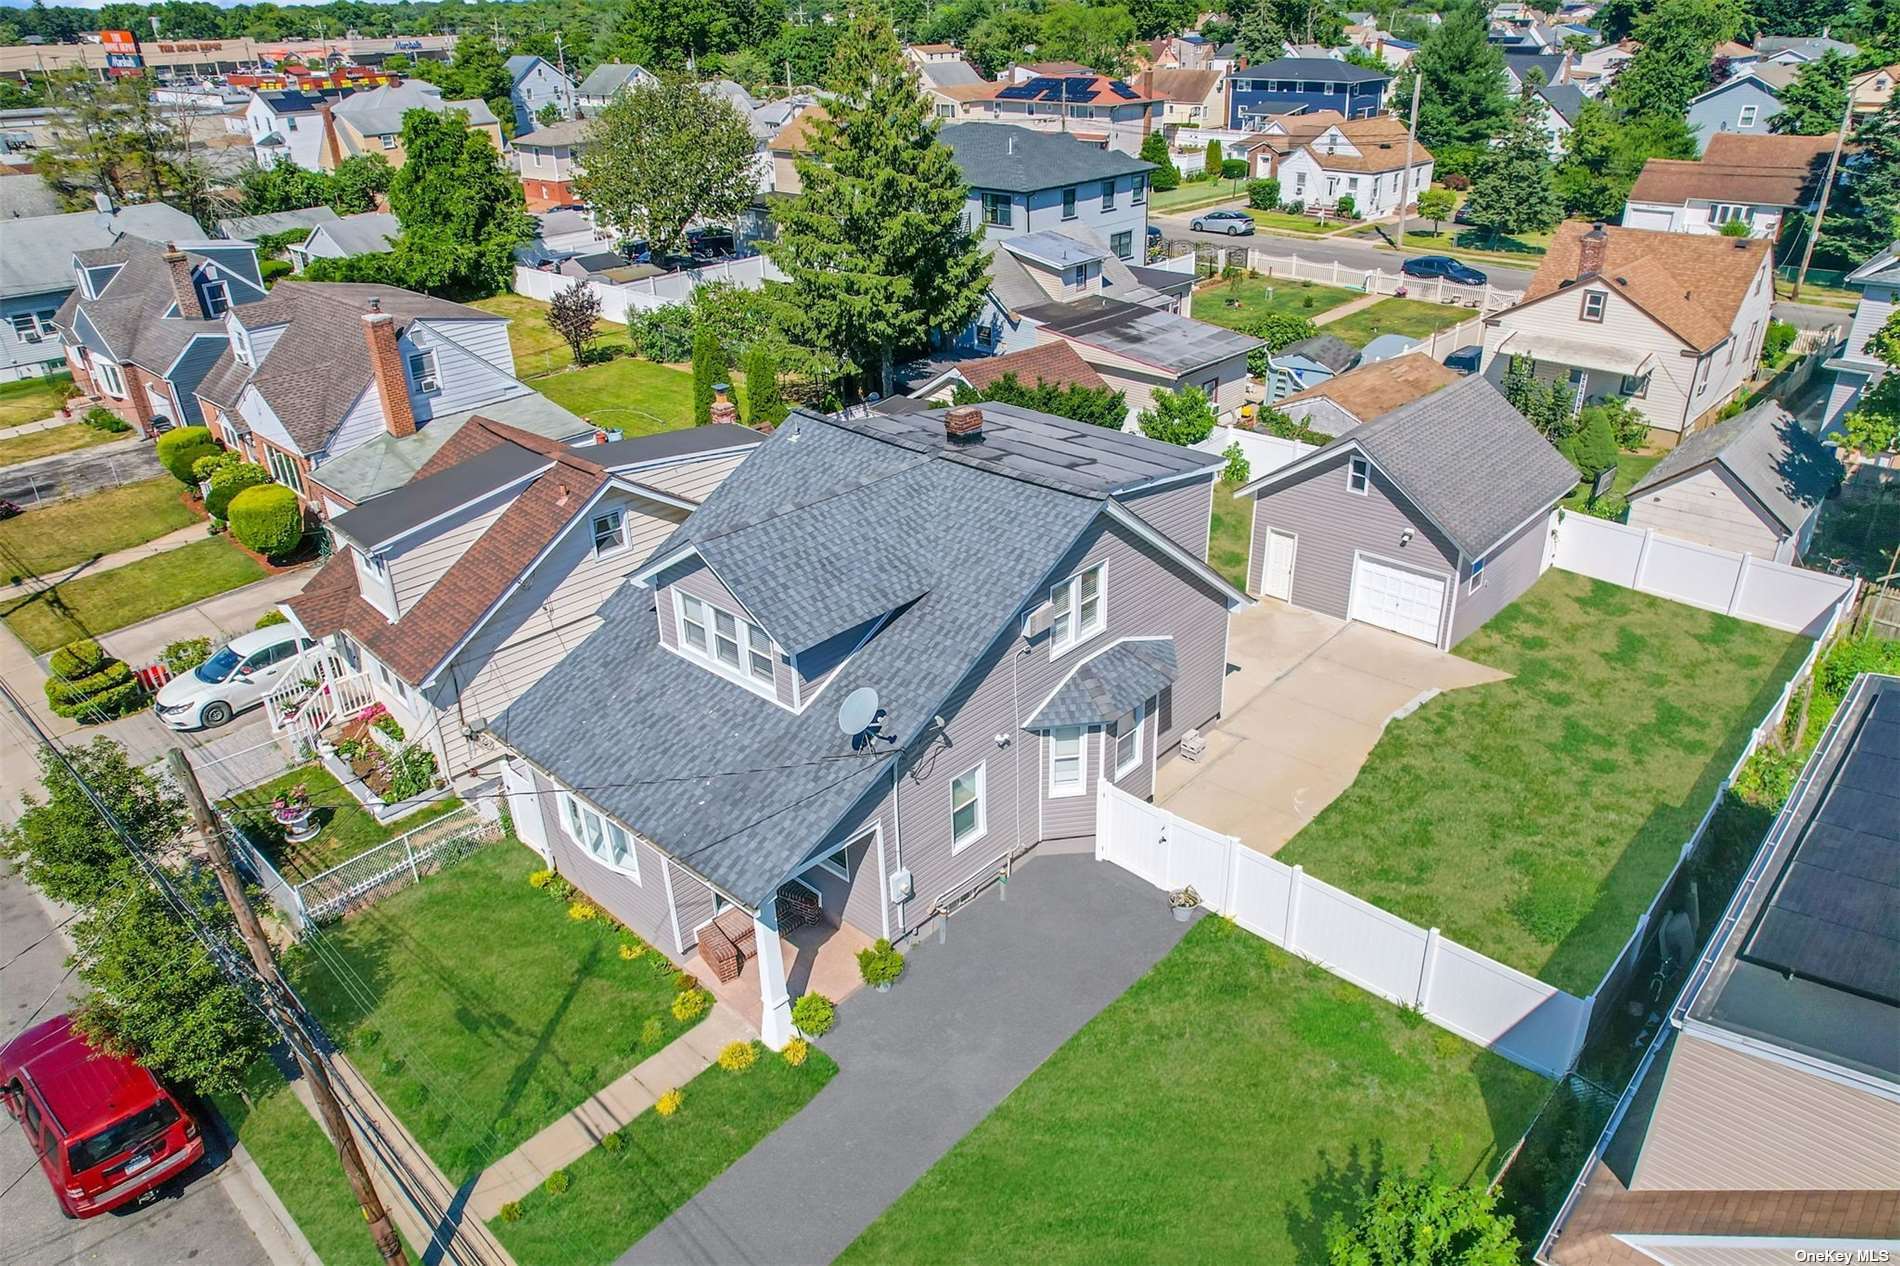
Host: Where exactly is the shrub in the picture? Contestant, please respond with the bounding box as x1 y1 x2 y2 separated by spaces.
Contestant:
49 638 107 680
1246 177 1280 209
1563 406 1619 482
1282 199 1305 215
44 651 141 723
45 659 133 706
82 406 129 433
227 483 304 557
161 636 212 672
1733 745 1802 810
673 970 700 992
1595 396 1649 451
655 1088 683 1117
791 991 836 1037
261 258 293 285
47 678 145 722
671 988 710 1023
1221 441 1250 485
206 461 270 519
626 304 695 362
618 940 646 960
781 1037 810 1067
717 1040 758 1072
1441 172 1471 191
1760 319 1798 367
568 900 599 921
155 426 220 485
1137 386 1217 447
544 1169 571 1196
371 712 404 743
529 868 555 889
254 609 289 629
639 1017 665 1048
1244 312 1318 354
382 744 437 801
691 325 728 425
742 341 787 428
855 938 905 988
1718 218 1752 237
499 1201 523 1223
1221 158 1247 181
192 452 235 483
1817 635 1900 697
1334 194 1357 220
600 1129 625 1153
1583 493 1628 521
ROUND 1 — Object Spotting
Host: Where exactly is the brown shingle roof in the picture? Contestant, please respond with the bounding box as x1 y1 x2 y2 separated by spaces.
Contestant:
955 342 1109 393
769 104 826 154
1277 352 1458 422
1141 67 1223 104
1628 157 1821 207
1299 115 1432 173
1519 222 1770 352
1701 129 1839 172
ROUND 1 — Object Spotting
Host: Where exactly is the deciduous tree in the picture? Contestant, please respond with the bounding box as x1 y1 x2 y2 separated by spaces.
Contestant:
549 278 603 366
1611 0 1746 120
1137 385 1218 445
1417 186 1457 234
1 739 186 909
1325 1163 1521 1266
951 372 1130 427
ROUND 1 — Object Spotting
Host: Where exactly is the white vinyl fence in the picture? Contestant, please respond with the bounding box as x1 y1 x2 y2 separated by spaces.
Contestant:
1193 424 1316 477
514 254 784 321
1097 782 1592 1078
1552 512 1854 635
1247 248 1522 313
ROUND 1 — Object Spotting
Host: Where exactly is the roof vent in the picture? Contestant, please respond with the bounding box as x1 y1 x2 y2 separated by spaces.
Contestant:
944 405 984 443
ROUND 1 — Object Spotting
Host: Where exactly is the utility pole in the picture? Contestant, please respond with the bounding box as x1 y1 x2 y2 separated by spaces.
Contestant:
1394 70 1422 260
167 751 408 1266
1792 90 1856 302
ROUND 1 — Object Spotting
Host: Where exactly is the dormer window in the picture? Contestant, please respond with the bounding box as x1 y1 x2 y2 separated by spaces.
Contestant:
1049 563 1104 654
676 591 775 689
591 509 627 556
408 349 440 394
1580 290 1606 322
204 280 231 316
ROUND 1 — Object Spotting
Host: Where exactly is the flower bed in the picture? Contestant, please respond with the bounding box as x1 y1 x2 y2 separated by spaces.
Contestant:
322 704 448 824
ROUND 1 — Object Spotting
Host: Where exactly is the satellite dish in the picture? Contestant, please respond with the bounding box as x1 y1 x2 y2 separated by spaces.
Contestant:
837 686 881 737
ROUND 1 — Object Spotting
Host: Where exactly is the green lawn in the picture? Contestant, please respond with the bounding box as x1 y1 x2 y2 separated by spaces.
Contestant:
1560 452 1660 516
214 1058 417 1266
842 920 1548 1265
532 358 696 436
1150 180 1246 215
1278 569 1808 993
0 422 117 468
468 293 626 379
1210 481 1251 590
1320 297 1471 348
0 477 201 580
0 374 74 429
1248 209 1348 235
286 838 701 1182
492 1047 839 1265
1194 276 1362 333
1392 225 1555 268
2 535 267 653
222 764 463 881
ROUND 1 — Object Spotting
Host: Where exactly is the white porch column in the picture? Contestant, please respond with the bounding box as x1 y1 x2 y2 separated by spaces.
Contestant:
754 903 794 1050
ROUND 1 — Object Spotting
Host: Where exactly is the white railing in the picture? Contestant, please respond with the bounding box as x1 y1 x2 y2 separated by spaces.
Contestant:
222 818 311 930
294 805 500 923
1096 782 1592 1078
266 647 376 751
1247 248 1523 313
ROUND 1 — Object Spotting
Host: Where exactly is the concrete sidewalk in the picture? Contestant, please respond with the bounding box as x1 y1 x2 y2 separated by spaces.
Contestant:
0 522 209 601
1313 292 1384 326
0 414 73 439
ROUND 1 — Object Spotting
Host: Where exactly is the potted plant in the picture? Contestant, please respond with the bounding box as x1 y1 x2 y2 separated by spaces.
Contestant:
272 783 317 842
855 938 905 993
1169 884 1202 922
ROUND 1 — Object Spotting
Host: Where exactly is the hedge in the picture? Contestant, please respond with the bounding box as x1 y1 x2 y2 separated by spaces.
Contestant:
49 638 107 680
156 426 220 485
46 660 133 707
206 462 271 520
48 679 146 722
228 483 304 557
42 642 143 723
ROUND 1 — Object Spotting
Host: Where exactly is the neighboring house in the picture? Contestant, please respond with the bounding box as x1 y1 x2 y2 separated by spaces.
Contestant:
0 172 61 219
190 281 593 512
515 209 612 268
1621 132 1834 239
1543 672 1900 1265
949 74 1165 156
283 416 761 798
1533 83 1587 158
1017 293 1260 419
1 202 201 384
1357 332 1419 363
1711 38 1761 72
1227 58 1389 128
1275 351 1459 436
1480 222 1774 438
1823 241 1900 432
1140 67 1227 128
1569 39 1636 95
322 81 502 169
1236 109 1347 178
55 237 268 436
217 206 340 243
574 63 652 115
940 123 1154 249
505 54 574 134
1267 332 1358 399
1852 61 1899 115
1274 115 1434 216
1500 51 1571 96
912 55 989 119
288 212 400 271
1684 67 1797 151
1755 34 1858 65
1625 399 1840 563
1238 372 1578 648
906 340 1111 403
488 401 1248 1046
513 118 587 210
244 89 328 171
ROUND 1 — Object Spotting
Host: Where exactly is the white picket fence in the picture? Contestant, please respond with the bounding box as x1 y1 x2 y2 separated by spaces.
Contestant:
1552 512 1854 636
1097 782 1592 1078
1247 248 1523 314
513 254 784 321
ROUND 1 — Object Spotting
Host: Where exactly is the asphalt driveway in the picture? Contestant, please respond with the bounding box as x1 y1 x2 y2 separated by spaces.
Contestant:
620 852 1191 1266
1157 601 1507 855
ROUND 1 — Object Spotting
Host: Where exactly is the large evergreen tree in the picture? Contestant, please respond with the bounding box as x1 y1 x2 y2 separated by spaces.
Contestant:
1771 50 1853 134
1463 110 1563 243
1404 3 1510 149
766 12 988 398
1611 0 1744 121
1825 98 1900 264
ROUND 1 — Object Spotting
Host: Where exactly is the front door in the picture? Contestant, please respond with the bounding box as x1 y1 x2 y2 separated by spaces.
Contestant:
1262 529 1297 601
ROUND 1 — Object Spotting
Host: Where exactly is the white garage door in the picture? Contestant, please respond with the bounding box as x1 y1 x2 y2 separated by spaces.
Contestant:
1348 556 1447 645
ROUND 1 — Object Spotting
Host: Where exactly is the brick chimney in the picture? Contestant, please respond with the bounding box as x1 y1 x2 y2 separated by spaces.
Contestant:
709 382 739 426
362 304 417 439
162 246 205 319
945 405 984 443
1577 223 1609 279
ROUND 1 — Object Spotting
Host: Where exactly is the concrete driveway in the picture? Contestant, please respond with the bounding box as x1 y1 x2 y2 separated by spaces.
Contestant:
1157 602 1506 855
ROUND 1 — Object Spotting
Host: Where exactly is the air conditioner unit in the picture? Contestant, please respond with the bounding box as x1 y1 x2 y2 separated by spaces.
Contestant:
1021 604 1052 639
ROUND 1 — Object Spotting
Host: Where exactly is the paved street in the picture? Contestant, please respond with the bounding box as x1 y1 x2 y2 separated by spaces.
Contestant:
1152 210 1541 291
0 872 271 1266
0 438 161 510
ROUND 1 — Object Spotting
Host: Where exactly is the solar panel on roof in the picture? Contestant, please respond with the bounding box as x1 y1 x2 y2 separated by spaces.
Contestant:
1063 76 1096 100
996 81 1039 99
1107 80 1140 99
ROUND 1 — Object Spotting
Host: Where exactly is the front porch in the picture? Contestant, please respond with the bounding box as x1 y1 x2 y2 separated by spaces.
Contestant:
1487 332 1660 418
696 903 875 1038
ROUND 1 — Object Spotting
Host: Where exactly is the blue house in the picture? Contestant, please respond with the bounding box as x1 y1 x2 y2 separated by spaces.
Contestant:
1226 58 1388 129
1267 333 1359 399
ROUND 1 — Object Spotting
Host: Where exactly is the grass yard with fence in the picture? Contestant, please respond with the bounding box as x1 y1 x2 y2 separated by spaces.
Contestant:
1276 569 1808 995
1193 277 1361 333
469 293 627 379
842 918 1547 1265
1320 297 1473 349
531 358 696 437
2 536 266 653
0 477 201 580
221 763 463 882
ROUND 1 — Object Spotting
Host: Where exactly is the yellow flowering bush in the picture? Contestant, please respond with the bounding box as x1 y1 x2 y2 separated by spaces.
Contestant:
781 1037 810 1067
618 939 647 961
655 1088 683 1118
568 900 599 922
528 869 555 889
717 1040 757 1072
671 988 710 1023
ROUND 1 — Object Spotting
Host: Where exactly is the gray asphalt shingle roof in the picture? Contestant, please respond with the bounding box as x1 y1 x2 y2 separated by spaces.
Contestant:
0 203 201 300
939 122 1154 193
333 81 496 137
1538 82 1588 125
1628 400 1841 535
1028 637 1177 728
1019 295 1263 373
308 391 595 504
576 63 648 98
1280 333 1359 372
1229 56 1389 82
217 206 339 240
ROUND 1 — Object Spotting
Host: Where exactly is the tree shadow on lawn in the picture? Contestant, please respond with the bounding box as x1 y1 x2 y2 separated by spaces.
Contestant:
1287 1138 1389 1261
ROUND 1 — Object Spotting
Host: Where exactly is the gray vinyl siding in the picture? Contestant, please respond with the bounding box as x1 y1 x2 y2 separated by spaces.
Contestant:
1447 507 1554 646
669 863 720 954
1247 450 1458 619
403 329 523 426
1120 472 1216 559
1 289 70 378
423 318 515 379
530 766 683 960
1630 1031 1900 1191
166 335 228 426
792 830 880 931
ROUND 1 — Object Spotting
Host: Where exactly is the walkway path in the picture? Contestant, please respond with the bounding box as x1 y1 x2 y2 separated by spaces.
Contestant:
0 522 208 601
1312 292 1385 326
620 852 1192 1266
467 1005 753 1219
0 414 72 440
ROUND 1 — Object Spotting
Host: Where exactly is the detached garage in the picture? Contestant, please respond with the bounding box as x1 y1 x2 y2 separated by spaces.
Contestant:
1236 374 1580 649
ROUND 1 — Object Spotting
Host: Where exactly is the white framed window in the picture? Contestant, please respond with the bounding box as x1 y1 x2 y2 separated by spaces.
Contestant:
675 590 775 690
1621 371 1650 398
1048 726 1087 796
1580 290 1606 322
1048 563 1105 653
407 349 440 393
10 310 56 343
1467 557 1487 594
203 280 231 316
818 845 851 879
950 762 987 852
1737 103 1758 128
975 322 995 348
1070 265 1088 291
1710 203 1751 225
559 791 640 881
1111 230 1132 259
97 361 126 397
380 133 398 150
1347 454 1370 494
981 191 1012 227
266 445 304 494
1132 173 1147 204
591 509 627 556
1113 705 1143 778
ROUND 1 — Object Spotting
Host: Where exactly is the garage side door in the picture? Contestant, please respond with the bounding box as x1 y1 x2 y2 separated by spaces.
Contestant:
1348 555 1447 645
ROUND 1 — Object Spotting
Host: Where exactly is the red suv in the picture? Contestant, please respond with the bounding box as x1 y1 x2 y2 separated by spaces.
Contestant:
0 1015 205 1218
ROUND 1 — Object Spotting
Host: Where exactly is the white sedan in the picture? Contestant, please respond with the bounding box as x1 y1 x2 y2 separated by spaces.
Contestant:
153 628 313 730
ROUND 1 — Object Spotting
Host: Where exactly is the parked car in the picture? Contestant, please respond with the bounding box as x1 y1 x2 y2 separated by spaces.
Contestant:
1444 345 1483 375
1191 209 1256 236
152 627 313 731
1401 255 1488 286
0 1015 206 1219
